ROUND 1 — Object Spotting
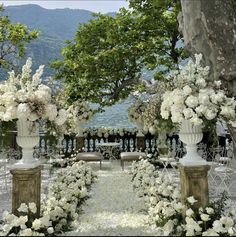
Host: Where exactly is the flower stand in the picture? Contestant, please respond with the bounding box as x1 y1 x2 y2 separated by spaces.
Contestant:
10 166 41 217
10 119 42 217
178 164 210 209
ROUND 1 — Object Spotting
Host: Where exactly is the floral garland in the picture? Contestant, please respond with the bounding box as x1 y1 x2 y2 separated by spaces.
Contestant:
83 127 139 138
161 54 236 127
0 161 97 236
130 160 236 236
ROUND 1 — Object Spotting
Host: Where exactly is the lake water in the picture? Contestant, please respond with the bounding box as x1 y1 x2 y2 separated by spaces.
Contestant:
87 98 136 128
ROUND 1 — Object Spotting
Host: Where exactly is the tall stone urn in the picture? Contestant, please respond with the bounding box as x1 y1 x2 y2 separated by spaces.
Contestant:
179 119 206 166
13 118 40 168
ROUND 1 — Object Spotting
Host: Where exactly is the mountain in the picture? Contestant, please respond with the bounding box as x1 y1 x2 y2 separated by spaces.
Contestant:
2 4 95 78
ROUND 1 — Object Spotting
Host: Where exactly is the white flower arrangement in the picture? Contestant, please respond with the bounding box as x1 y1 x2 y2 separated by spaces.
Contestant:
130 160 236 236
67 100 93 124
0 58 68 125
127 99 146 127
142 95 175 135
44 100 94 137
161 54 236 127
0 161 97 236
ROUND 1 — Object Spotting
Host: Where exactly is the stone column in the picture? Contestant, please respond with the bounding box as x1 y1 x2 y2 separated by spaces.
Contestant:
137 135 145 152
76 135 85 152
178 164 210 209
10 166 42 217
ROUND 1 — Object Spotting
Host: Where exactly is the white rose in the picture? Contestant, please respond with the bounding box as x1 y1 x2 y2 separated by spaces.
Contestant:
183 108 194 119
196 78 207 88
17 203 28 213
199 93 209 105
201 213 210 222
204 109 217 120
185 95 199 108
220 106 235 119
32 219 42 230
28 203 37 214
186 208 194 217
183 85 192 95
212 220 225 233
206 207 214 215
190 116 203 126
195 105 207 115
187 196 198 205
47 227 54 234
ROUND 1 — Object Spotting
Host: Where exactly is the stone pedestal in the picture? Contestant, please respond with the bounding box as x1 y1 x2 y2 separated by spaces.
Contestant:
76 136 85 152
137 135 145 152
10 166 42 217
178 164 210 209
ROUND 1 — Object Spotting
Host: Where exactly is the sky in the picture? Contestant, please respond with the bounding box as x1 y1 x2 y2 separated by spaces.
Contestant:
0 0 129 13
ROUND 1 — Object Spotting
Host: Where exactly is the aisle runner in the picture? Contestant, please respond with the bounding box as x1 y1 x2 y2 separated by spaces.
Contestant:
66 161 157 236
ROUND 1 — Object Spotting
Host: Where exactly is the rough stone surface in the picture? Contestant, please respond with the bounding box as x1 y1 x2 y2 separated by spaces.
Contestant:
178 164 210 209
179 0 236 89
10 166 42 217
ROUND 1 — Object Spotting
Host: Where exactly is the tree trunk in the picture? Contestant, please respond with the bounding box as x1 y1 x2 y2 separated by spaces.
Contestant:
178 0 236 155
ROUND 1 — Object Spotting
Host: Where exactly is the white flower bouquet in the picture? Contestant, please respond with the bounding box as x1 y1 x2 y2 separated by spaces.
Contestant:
0 58 68 125
161 54 236 127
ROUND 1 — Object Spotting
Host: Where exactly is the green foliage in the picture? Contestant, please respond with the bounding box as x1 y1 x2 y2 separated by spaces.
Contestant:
52 0 186 108
0 4 38 69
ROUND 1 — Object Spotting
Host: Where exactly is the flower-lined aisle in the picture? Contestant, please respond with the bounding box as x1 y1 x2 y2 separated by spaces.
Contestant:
0 161 96 236
66 161 158 236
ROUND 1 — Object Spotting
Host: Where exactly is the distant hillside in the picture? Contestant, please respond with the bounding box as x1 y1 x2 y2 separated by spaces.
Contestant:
1 4 153 81
5 4 94 40
1 4 95 78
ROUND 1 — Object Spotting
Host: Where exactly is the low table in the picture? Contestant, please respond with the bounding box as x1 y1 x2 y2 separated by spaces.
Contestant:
97 142 120 160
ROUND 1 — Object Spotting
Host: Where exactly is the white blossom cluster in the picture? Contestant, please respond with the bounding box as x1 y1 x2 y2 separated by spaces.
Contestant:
127 99 146 127
83 127 139 138
0 58 68 125
0 161 96 236
67 101 93 123
161 54 236 127
130 159 159 201
130 160 236 236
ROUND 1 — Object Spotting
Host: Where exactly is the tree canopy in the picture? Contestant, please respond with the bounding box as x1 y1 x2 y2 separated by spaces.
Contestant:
0 5 38 70
52 0 186 108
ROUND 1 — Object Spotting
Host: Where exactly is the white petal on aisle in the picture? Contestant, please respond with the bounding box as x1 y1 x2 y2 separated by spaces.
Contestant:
65 161 159 236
